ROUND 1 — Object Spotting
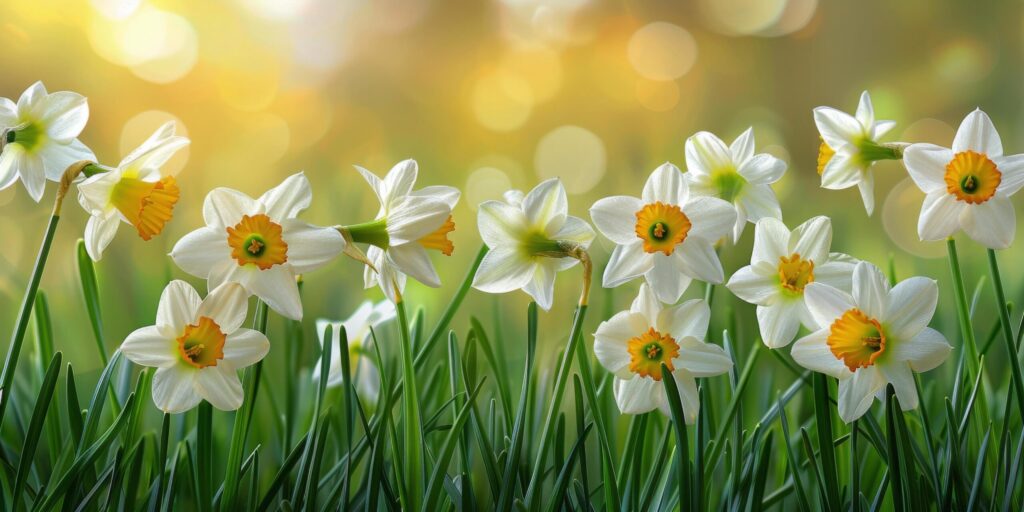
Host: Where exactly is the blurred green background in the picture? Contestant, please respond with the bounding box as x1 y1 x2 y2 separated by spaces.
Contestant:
1 0 1022 388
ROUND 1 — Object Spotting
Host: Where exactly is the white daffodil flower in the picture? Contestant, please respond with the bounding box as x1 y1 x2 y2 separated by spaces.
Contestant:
903 109 1024 250
726 216 856 349
472 178 595 311
350 159 459 303
684 129 787 242
314 300 395 404
791 261 952 423
813 91 898 215
76 121 189 261
593 284 732 422
590 163 736 304
170 173 346 320
0 81 95 202
120 281 270 413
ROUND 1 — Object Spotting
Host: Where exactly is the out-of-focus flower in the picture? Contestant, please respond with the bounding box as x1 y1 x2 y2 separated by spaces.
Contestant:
726 216 856 348
170 173 345 320
684 129 787 242
791 261 952 423
813 91 898 215
903 109 1024 249
315 300 395 404
348 159 459 303
593 284 732 422
0 81 95 202
76 121 189 260
472 178 595 311
120 281 269 413
590 163 736 304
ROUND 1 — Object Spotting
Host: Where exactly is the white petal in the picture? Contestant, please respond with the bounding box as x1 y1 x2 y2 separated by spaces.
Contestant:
156 280 202 333
355 165 385 209
240 265 302 320
953 109 1002 156
643 162 688 205
19 151 46 202
196 282 249 333
590 195 644 245
388 244 439 287
684 133 732 179
884 277 938 341
644 256 692 304
873 120 896 139
17 81 47 113
613 376 661 415
195 366 244 411
603 243 654 288
472 247 535 294
0 146 20 190
203 188 261 229
790 215 831 264
791 329 849 378
725 264 777 306
852 261 889 319
152 365 202 414
38 91 89 142
523 178 568 234
170 227 230 279
917 192 964 242
223 328 270 368
676 239 724 284
960 196 1015 249
737 153 786 185
659 370 701 424
76 167 119 212
659 298 709 340
523 259 558 310
854 91 874 130
477 200 528 248
120 325 176 368
684 196 737 242
382 159 418 206
282 220 345 274
627 283 660 323
994 154 1024 196
903 144 953 194
729 127 755 163
737 184 781 224
84 213 120 261
804 282 855 329
594 311 647 378
757 301 802 348
410 185 461 209
387 196 451 245
41 139 95 181
118 121 187 174
814 107 864 148
814 260 856 292
259 172 312 221
837 368 884 423
674 337 731 377
819 149 863 190
857 172 875 216
878 362 919 411
890 327 952 373
552 216 595 247
751 217 789 264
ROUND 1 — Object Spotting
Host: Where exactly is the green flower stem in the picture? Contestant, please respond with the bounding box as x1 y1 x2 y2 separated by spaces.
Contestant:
946 239 981 377
417 245 488 364
395 296 423 510
342 219 389 248
986 249 1024 419
197 401 214 512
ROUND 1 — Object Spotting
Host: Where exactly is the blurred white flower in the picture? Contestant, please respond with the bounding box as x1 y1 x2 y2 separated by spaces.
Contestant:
76 121 189 260
593 284 732 422
472 178 595 311
684 129 787 242
791 261 952 423
170 173 345 320
903 109 1024 249
726 216 856 348
0 81 95 202
813 91 897 215
315 301 394 404
120 281 269 414
353 159 460 303
590 163 736 304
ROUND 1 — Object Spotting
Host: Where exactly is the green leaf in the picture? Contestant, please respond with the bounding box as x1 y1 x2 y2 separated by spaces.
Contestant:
545 423 592 512
812 372 840 511
421 379 485 512
496 303 537 512
76 239 108 365
660 363 692 512
12 351 61 511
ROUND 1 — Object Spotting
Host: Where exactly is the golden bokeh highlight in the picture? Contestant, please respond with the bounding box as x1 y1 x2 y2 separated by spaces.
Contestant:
534 125 606 194
627 22 698 81
472 68 535 132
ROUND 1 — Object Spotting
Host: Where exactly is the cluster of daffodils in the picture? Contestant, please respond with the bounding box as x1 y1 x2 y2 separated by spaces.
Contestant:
6 79 1012 423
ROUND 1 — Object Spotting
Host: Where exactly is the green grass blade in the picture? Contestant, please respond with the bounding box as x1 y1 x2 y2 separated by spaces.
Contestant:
418 246 487 364
12 352 61 511
966 424 992 512
545 423 592 512
75 239 108 365
421 379 485 512
661 363 692 512
778 398 812 512
496 303 537 511
812 372 840 511
396 298 424 510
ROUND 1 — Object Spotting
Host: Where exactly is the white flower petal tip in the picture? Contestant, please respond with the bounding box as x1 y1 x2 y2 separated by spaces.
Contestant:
314 300 393 401
790 261 951 422
171 174 344 319
120 280 269 413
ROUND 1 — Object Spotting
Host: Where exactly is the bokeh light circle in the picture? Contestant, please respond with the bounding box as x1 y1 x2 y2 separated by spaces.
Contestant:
699 0 787 35
635 79 680 112
627 22 698 81
882 177 946 259
89 6 198 83
465 167 513 210
534 125 606 194
472 69 534 132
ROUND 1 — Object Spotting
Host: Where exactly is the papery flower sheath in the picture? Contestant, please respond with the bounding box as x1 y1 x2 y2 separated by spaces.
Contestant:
472 178 595 311
684 129 787 242
0 81 95 202
315 300 395 404
77 121 189 260
120 281 270 413
791 261 952 423
351 159 459 303
593 284 732 422
903 109 1024 249
726 216 856 348
170 173 345 320
590 163 736 304
814 91 897 215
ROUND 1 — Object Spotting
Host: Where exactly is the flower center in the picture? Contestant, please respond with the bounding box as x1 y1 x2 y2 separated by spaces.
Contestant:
635 202 691 256
627 327 681 381
11 122 44 151
711 168 745 203
777 253 814 294
226 214 288 270
817 137 834 176
110 176 180 241
418 215 455 256
827 308 886 372
944 150 1000 204
176 316 226 369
